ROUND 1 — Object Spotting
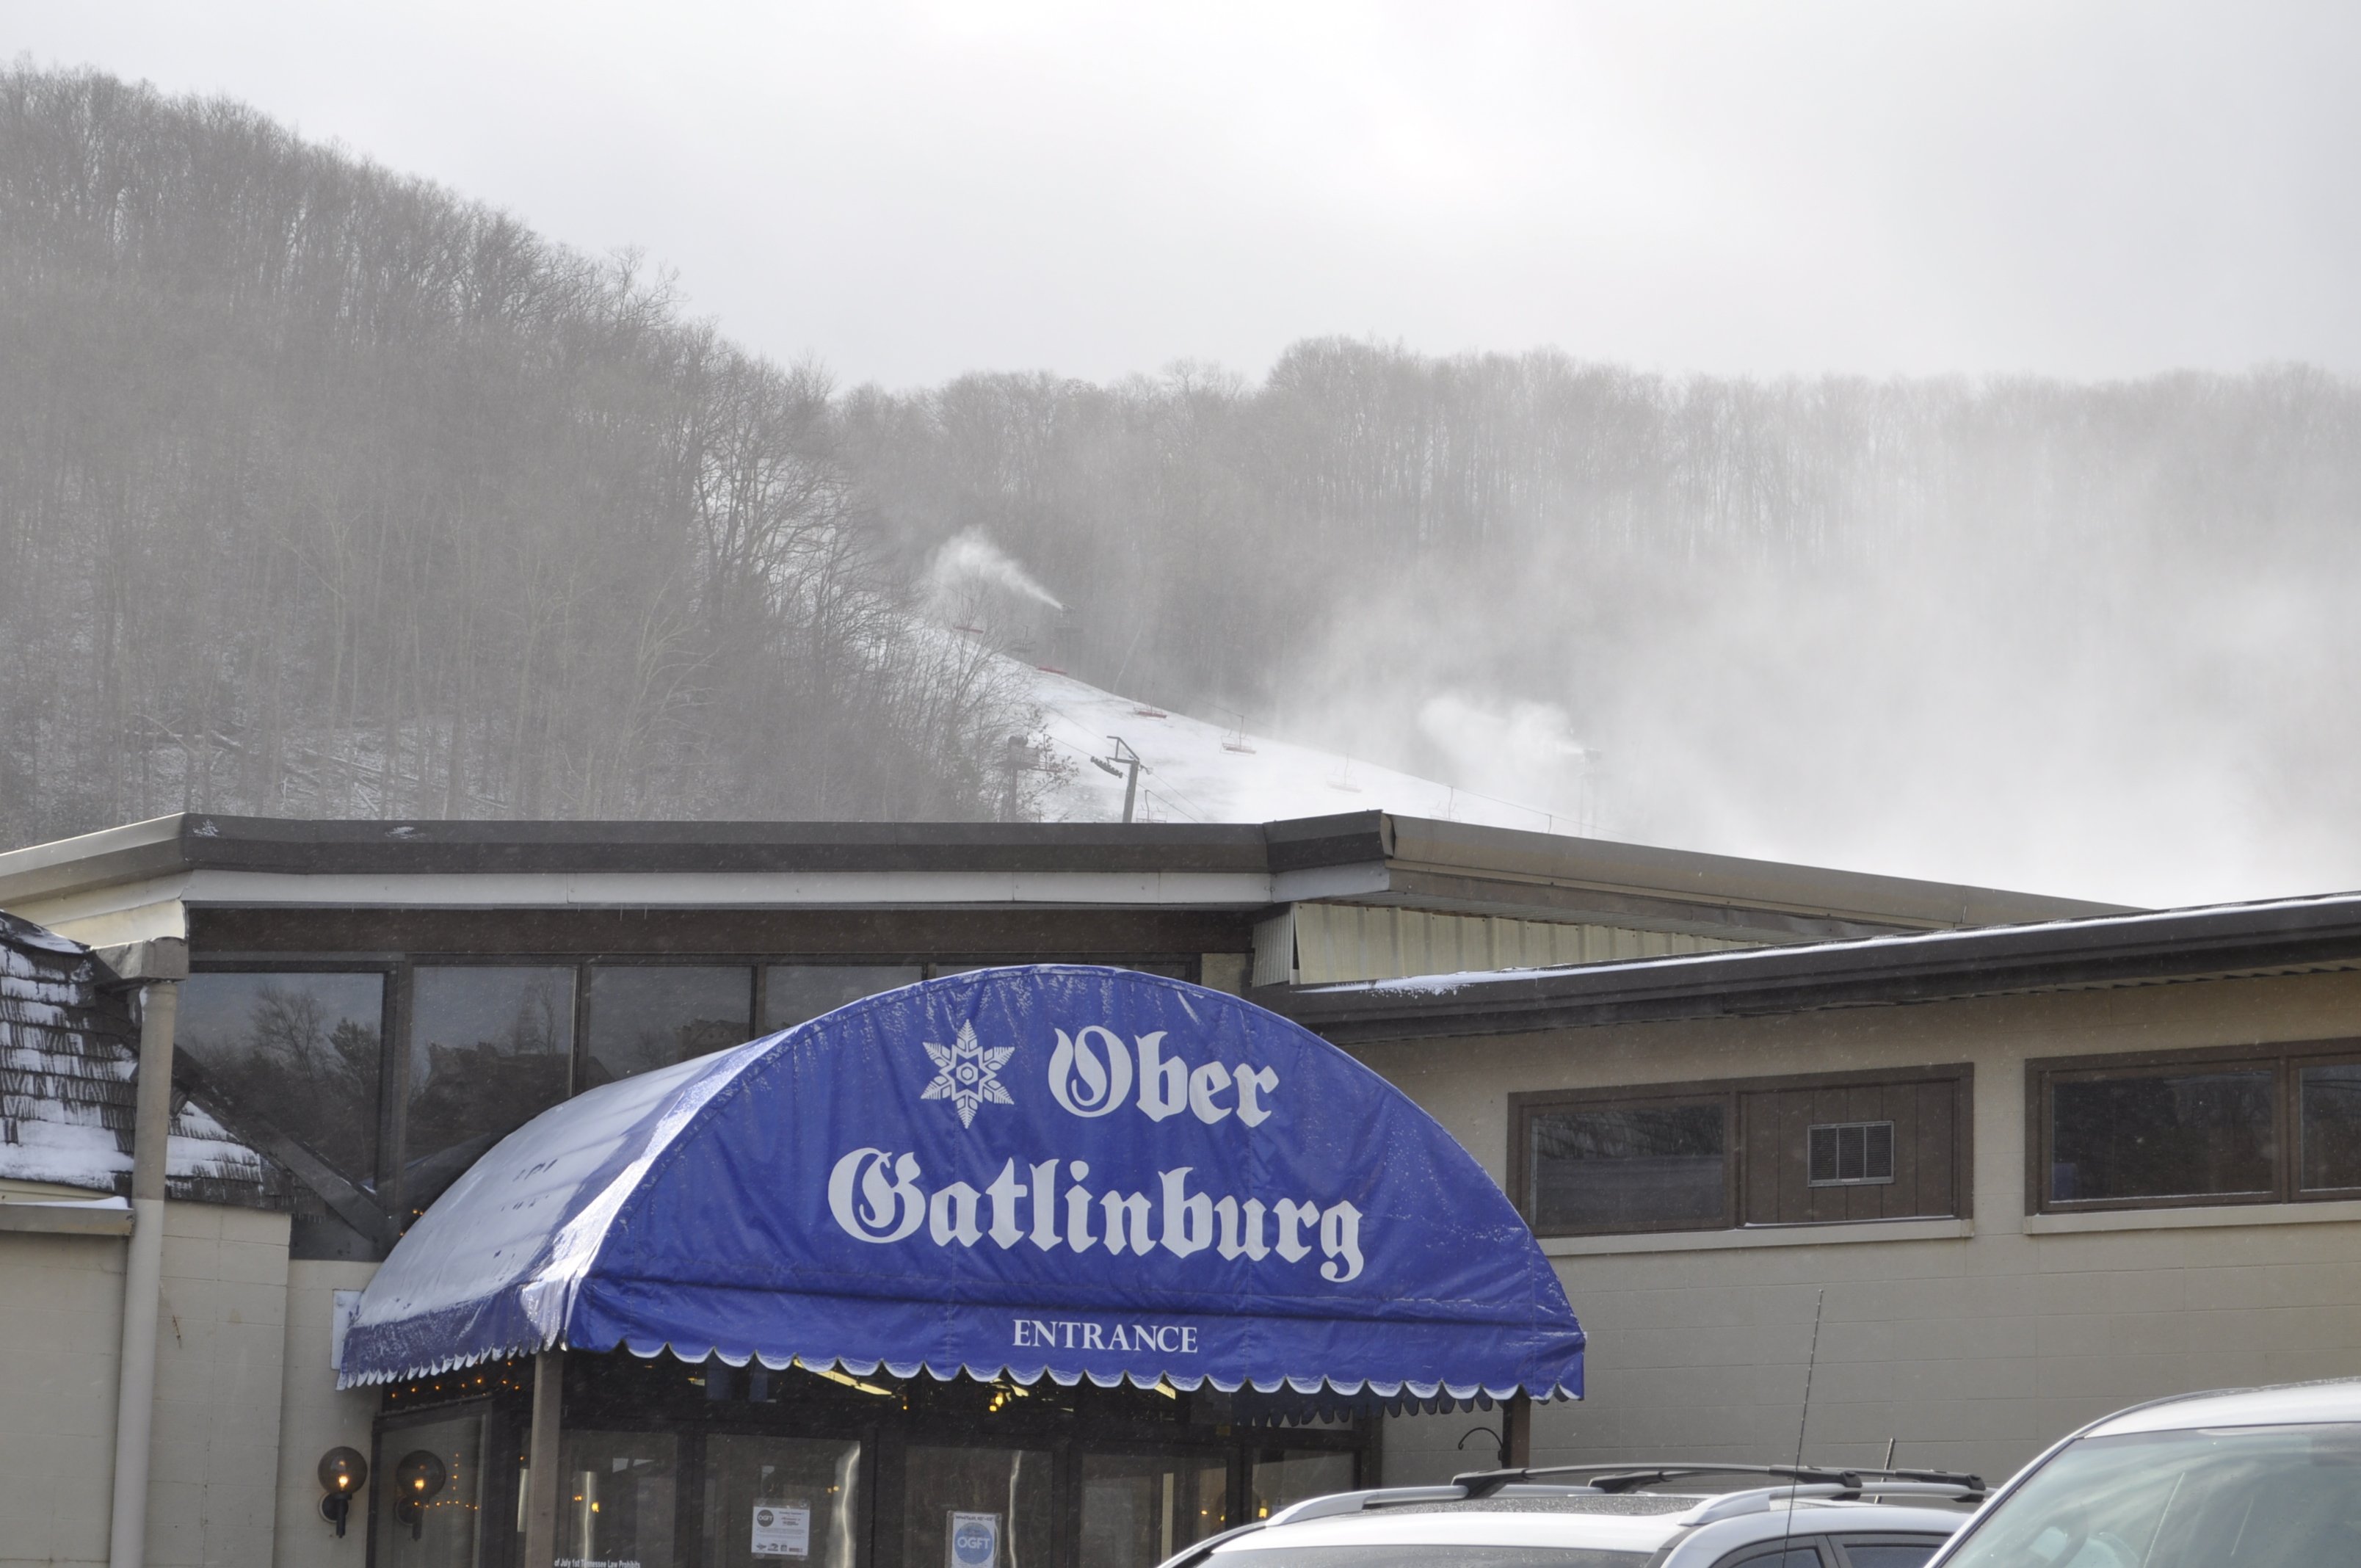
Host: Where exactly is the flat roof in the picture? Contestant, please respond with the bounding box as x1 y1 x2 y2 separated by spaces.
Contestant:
1271 889 2361 1042
0 813 2120 940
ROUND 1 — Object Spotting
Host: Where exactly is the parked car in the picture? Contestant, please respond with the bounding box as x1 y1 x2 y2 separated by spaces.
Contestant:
1927 1379 2361 1568
1155 1463 1983 1568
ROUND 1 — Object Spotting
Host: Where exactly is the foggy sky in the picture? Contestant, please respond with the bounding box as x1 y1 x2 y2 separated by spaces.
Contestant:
14 4 2361 912
15 1 2360 388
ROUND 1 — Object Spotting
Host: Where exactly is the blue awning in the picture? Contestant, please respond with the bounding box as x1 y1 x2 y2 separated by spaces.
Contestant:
341 966 1584 1403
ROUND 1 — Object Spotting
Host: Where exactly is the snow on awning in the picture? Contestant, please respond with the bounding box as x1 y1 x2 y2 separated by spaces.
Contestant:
341 966 1584 1402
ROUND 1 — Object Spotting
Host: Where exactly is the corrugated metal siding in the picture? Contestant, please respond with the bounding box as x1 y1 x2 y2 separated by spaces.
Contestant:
1283 901 1752 985
1252 910 1299 989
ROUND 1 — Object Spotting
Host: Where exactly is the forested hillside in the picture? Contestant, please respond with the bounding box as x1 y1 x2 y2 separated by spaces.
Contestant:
0 67 1035 848
7 66 2360 900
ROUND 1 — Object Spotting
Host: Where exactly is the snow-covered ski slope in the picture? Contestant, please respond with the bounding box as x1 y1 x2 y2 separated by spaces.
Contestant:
1023 662 1571 833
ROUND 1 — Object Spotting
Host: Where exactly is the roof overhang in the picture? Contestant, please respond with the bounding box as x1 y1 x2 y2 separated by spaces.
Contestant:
1272 891 2361 1042
0 813 2122 945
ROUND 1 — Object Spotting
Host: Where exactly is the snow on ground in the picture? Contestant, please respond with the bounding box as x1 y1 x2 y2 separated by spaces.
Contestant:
1020 660 1573 832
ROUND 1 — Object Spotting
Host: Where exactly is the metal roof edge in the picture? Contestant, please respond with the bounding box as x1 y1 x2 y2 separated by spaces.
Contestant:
1271 889 2361 1042
1379 816 2128 931
0 815 1332 903
0 814 192 906
1 809 2108 940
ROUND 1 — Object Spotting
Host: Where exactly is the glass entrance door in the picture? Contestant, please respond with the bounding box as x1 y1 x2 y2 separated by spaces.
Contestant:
701 1434 863 1568
902 1444 1053 1568
558 1428 681 1568
1080 1453 1231 1568
371 1360 1373 1568
373 1410 489 1568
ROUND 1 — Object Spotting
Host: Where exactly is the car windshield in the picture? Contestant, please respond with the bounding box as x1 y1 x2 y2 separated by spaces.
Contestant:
1943 1422 2361 1568
1214 1552 1650 1567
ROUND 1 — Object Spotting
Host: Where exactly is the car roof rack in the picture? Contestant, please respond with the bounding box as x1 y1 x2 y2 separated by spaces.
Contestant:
1255 1464 1984 1535
1450 1462 1985 1503
1266 1486 1473 1528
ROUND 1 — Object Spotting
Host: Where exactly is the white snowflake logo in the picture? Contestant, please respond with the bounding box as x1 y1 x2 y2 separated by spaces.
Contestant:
921 1023 1016 1127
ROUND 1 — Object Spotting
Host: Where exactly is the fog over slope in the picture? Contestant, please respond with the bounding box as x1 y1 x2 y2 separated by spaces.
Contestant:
851 356 2361 907
5 68 2358 908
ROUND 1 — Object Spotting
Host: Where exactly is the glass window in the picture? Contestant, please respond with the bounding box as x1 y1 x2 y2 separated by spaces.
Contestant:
1081 1453 1229 1568
1808 1122 1896 1186
1208 1552 1647 1567
178 971 382 1187
1835 1544 1945 1568
559 1429 678 1568
934 961 1190 981
2048 1070 2274 1202
1249 1448 1356 1522
1940 1423 2361 1568
701 1434 861 1568
762 965 924 1032
2300 1062 2361 1191
585 967 752 1086
902 1444 1052 1568
405 967 574 1209
1528 1099 1726 1233
374 1412 485 1568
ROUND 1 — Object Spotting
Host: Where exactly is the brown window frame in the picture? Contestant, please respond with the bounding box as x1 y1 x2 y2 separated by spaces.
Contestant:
1510 1064 1973 1238
2026 1038 2361 1215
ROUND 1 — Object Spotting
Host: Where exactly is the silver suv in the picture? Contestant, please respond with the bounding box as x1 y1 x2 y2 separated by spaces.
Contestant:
1155 1464 1983 1568
1928 1379 2361 1568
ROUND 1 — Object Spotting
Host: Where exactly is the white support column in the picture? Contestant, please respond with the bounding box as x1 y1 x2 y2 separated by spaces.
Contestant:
105 939 185 1568
522 1349 563 1568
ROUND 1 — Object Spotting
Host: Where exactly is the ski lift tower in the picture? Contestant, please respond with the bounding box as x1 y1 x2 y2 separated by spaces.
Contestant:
1092 737 1143 824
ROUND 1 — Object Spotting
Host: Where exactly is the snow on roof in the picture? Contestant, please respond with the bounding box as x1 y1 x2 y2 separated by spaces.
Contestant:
0 910 285 1208
1021 661 1574 832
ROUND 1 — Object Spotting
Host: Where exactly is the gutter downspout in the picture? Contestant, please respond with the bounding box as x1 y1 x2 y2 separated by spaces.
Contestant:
102 937 186 1568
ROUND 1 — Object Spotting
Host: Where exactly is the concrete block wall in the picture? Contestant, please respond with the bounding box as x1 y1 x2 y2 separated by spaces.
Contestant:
272 1260 380 1568
0 1202 291 1568
0 1230 127 1567
150 1202 294 1567
1366 968 2361 1489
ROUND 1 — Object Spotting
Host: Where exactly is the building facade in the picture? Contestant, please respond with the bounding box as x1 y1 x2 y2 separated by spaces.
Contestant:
1286 899 2361 1487
16 811 2352 1567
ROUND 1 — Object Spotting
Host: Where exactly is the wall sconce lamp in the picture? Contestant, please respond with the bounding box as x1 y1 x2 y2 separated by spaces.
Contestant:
317 1447 369 1537
1458 1424 1508 1470
393 1449 448 1541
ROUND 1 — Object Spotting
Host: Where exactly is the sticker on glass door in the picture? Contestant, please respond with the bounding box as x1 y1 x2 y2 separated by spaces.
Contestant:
947 1511 1000 1567
752 1498 812 1558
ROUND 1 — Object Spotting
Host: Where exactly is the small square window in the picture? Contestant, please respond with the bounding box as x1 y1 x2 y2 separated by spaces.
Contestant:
1808 1121 1896 1186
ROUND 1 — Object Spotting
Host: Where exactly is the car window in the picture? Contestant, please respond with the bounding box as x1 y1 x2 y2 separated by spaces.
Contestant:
1717 1546 1827 1568
1833 1538 1945 1568
1942 1423 2361 1568
1214 1550 1653 1567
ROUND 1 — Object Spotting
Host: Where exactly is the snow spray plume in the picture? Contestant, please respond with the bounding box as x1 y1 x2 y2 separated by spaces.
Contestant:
925 529 1065 612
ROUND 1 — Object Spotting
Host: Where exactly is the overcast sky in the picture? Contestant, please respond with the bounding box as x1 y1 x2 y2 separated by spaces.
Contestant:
15 1 2359 389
